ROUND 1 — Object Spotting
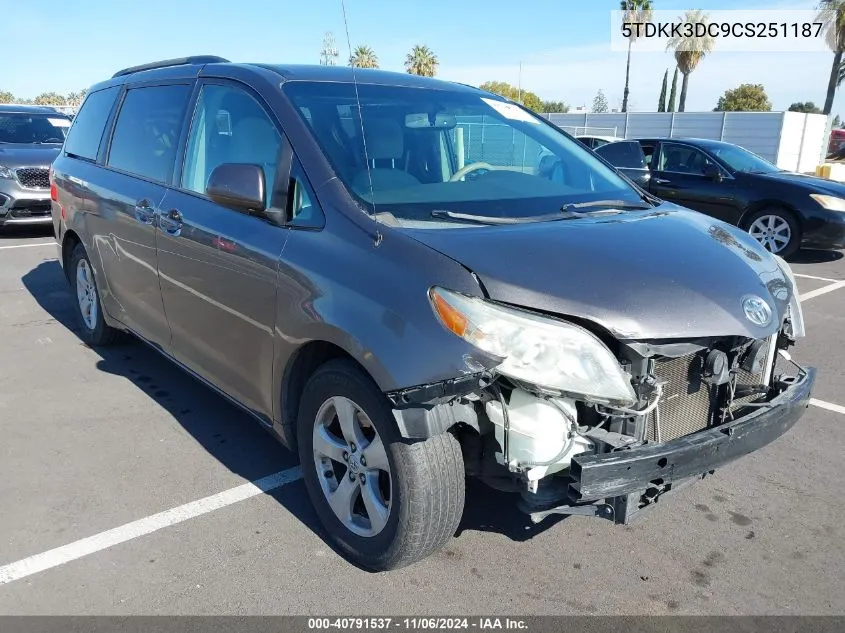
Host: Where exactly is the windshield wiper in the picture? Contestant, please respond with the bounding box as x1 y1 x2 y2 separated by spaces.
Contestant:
560 199 653 213
430 210 571 225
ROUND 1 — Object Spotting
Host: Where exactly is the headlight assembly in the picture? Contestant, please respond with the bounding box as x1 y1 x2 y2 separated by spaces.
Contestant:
810 193 845 212
773 254 806 338
429 287 636 405
0 165 14 180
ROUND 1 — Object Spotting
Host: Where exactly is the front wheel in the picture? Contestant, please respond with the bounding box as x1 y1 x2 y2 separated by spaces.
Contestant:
297 359 465 571
745 209 800 258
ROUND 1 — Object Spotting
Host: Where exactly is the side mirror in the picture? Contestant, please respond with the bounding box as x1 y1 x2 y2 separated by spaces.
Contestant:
703 163 723 182
206 163 266 213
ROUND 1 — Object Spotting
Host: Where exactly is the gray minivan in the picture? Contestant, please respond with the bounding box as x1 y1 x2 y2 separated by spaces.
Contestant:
51 56 814 571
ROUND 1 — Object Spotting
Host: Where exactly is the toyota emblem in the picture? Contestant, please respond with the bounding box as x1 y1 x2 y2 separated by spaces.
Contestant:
742 295 772 327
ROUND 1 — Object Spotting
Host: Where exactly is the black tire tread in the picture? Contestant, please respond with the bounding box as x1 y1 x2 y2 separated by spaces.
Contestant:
298 359 465 571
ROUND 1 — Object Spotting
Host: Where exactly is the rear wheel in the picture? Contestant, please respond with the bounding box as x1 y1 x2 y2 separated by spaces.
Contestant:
297 359 465 571
745 208 800 258
68 243 122 346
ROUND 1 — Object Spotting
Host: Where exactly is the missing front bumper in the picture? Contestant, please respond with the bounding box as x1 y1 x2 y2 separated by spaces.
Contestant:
569 367 815 503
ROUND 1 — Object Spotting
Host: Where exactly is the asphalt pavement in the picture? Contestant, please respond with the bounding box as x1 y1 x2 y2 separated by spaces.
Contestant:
1 226 843 615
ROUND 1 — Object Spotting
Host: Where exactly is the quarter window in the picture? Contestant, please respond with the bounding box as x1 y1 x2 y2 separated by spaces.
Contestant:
107 85 191 182
64 86 120 160
182 84 282 208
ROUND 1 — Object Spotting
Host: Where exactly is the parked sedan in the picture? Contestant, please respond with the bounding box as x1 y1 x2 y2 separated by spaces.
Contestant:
617 138 845 257
593 140 651 189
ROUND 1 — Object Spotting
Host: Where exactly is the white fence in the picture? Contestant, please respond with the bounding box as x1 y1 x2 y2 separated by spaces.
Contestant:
543 111 829 173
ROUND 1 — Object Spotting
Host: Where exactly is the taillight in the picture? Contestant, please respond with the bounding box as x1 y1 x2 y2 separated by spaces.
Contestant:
49 167 65 219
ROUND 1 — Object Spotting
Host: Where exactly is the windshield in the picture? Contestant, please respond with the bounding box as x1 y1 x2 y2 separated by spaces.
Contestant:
708 143 779 174
0 112 71 144
284 82 643 227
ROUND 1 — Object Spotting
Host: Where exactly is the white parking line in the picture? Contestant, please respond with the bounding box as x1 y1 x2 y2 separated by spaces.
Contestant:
793 273 839 283
0 466 302 585
800 280 845 302
0 242 55 251
811 398 845 416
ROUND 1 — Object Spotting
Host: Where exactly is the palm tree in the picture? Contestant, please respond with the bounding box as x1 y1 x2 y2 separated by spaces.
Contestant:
819 1 845 115
349 45 379 69
620 0 653 112
666 9 715 112
405 45 438 77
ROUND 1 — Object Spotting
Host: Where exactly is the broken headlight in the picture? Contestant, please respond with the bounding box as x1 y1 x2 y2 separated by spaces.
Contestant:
429 287 636 406
773 254 806 338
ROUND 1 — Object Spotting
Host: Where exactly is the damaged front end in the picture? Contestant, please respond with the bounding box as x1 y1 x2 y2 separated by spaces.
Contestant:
386 269 815 526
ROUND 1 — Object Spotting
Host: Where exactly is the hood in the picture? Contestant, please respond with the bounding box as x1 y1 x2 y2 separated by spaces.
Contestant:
405 205 792 341
0 144 61 168
756 169 845 196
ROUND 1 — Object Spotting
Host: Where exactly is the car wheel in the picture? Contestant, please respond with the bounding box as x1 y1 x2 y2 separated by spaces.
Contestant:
68 243 122 346
297 359 465 571
745 208 800 258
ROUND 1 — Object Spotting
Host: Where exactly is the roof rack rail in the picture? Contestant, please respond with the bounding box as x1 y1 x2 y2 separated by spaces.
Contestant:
112 55 230 79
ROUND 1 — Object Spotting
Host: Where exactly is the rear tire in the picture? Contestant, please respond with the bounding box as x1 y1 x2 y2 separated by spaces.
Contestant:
68 243 122 346
297 359 465 571
744 208 801 259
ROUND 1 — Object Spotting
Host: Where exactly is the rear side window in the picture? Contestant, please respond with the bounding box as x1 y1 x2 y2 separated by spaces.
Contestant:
63 86 119 160
107 85 191 183
595 141 646 169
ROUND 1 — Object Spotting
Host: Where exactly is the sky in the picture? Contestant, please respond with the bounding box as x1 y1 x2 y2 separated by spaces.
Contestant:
3 0 838 114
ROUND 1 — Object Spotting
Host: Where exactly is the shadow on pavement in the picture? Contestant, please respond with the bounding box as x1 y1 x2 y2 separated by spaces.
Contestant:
789 249 844 264
0 225 54 240
21 259 563 569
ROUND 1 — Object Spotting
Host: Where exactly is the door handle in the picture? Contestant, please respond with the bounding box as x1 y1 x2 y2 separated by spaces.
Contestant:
158 209 183 236
133 200 156 225
653 177 671 185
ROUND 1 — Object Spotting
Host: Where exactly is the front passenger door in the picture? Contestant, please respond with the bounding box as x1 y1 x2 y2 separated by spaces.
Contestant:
650 142 740 223
156 82 290 421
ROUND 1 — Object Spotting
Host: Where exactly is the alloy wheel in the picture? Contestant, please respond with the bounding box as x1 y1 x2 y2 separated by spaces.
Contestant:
75 259 98 330
748 215 791 254
312 396 392 537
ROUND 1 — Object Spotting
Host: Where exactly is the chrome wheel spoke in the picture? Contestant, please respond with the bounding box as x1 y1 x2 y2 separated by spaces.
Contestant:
362 434 389 472
328 473 358 523
334 397 365 448
360 476 389 534
313 424 348 464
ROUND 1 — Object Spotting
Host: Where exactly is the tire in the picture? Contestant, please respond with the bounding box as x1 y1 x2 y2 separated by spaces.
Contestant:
744 208 801 259
297 359 465 571
68 243 122 346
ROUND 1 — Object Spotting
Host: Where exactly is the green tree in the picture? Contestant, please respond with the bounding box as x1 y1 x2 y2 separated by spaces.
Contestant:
819 1 845 115
657 69 668 112
479 81 543 112
834 114 843 126
667 9 716 112
405 45 438 77
349 45 379 69
542 100 569 113
592 89 609 113
0 90 14 104
66 89 88 108
667 67 679 112
788 101 822 113
33 92 66 105
620 0 653 113
715 84 772 112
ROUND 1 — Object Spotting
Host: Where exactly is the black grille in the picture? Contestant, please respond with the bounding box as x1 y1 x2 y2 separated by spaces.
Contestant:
10 199 51 217
646 352 712 442
15 168 50 189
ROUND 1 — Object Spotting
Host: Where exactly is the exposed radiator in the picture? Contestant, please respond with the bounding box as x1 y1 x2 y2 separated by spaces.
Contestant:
646 352 712 443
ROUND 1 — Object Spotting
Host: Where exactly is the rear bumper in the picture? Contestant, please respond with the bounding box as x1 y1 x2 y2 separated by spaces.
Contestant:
569 367 815 502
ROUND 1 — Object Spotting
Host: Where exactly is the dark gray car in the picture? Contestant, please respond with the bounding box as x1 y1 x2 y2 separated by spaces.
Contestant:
0 104 71 229
51 57 815 571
